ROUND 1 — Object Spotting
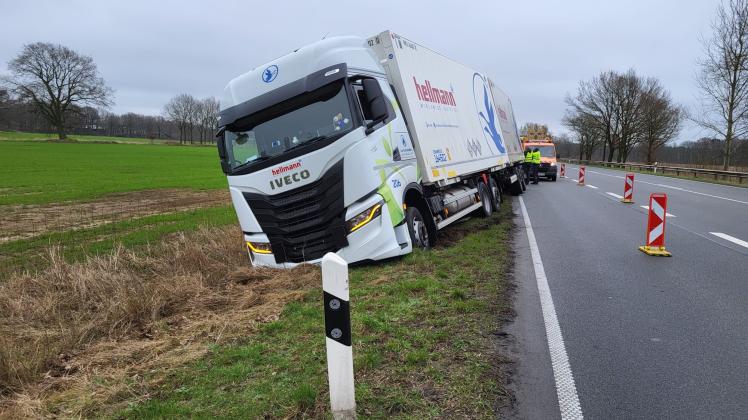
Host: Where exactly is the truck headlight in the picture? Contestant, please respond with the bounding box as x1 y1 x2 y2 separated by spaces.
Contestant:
247 241 272 254
550 162 557 166
346 202 383 233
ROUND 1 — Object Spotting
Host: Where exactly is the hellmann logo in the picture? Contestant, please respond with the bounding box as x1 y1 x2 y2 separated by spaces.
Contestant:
272 161 301 176
269 161 310 190
413 77 456 106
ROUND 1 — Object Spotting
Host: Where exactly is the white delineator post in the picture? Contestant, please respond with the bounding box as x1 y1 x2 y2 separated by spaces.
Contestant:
321 252 356 419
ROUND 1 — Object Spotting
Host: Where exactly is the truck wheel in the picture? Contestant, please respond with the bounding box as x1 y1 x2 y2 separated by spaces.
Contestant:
523 167 530 185
520 171 527 192
489 177 502 211
477 182 493 217
551 176 557 182
406 207 430 250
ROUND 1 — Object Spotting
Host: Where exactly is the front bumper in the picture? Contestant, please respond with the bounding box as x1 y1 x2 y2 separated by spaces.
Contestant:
246 194 409 268
539 165 557 176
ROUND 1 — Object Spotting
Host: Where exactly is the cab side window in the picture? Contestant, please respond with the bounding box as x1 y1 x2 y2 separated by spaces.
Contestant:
351 78 376 122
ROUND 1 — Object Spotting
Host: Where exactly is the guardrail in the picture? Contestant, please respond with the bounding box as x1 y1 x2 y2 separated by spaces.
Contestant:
560 159 748 184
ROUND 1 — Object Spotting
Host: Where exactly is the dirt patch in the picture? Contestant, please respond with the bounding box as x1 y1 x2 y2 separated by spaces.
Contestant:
0 225 321 418
434 214 499 248
0 189 230 243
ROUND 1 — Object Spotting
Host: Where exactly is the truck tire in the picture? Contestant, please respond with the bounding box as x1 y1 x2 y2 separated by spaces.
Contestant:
523 167 530 186
477 182 493 217
551 175 557 182
406 207 431 250
489 177 502 211
520 171 527 192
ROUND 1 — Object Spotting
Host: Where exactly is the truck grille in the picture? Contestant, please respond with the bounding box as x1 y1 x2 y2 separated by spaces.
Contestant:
243 160 347 264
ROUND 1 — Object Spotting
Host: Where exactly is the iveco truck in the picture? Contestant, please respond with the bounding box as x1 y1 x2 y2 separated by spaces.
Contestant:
216 30 526 268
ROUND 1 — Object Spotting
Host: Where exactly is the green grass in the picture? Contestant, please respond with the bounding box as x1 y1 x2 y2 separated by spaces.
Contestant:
0 141 227 206
118 203 514 419
0 130 193 145
0 205 237 277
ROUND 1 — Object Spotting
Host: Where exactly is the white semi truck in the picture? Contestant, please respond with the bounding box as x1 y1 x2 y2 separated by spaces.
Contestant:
216 30 526 268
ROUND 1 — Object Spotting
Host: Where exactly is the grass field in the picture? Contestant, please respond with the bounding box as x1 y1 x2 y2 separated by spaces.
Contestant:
0 130 188 145
0 140 232 277
0 141 226 206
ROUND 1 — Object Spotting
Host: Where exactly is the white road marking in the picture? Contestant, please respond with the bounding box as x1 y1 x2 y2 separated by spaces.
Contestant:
519 197 584 420
640 205 676 217
567 167 748 206
709 232 748 249
586 185 598 189
606 192 624 199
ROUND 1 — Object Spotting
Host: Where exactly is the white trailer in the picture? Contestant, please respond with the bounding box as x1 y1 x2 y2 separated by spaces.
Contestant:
216 30 526 268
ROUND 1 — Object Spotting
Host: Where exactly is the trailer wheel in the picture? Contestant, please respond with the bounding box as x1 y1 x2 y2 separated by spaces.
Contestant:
489 177 502 211
406 207 431 250
477 182 493 217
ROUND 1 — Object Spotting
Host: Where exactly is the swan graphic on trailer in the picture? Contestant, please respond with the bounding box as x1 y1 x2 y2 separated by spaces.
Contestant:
473 73 505 154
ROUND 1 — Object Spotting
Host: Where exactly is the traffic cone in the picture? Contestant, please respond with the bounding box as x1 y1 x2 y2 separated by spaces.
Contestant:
639 193 672 256
578 166 585 186
622 173 634 203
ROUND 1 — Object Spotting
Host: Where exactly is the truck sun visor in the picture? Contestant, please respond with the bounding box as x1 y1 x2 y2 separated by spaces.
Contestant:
219 63 348 127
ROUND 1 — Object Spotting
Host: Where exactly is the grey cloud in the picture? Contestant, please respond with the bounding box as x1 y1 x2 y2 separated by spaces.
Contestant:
0 0 722 141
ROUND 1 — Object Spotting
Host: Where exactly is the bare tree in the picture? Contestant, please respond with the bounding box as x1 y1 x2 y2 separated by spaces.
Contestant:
563 111 602 160
566 71 620 162
164 94 200 143
1 42 113 139
694 0 748 170
640 82 685 164
196 97 219 143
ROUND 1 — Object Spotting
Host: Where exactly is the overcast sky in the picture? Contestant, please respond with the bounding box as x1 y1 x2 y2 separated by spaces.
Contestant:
0 0 724 142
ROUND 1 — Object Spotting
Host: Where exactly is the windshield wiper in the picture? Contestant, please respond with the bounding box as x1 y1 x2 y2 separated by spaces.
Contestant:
283 135 329 154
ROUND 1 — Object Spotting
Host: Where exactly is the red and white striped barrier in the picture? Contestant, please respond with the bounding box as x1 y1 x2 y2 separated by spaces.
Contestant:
639 193 672 256
622 173 634 203
560 163 566 178
578 166 586 186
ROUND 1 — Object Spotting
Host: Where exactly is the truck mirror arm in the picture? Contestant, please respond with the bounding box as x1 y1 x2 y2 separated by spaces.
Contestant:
365 115 388 135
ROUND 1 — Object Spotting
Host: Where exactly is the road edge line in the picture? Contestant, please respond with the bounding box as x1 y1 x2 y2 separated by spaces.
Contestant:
518 196 584 420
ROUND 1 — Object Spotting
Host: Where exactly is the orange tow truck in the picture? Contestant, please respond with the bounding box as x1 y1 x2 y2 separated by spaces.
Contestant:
521 124 559 182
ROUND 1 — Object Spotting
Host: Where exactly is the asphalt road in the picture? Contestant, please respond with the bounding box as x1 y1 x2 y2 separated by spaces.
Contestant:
508 165 748 419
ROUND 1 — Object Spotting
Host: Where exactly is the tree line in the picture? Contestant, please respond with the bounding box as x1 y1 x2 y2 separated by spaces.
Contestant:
0 42 219 143
562 0 748 171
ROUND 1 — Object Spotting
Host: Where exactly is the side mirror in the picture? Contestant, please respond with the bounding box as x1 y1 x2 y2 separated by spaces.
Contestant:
362 79 389 133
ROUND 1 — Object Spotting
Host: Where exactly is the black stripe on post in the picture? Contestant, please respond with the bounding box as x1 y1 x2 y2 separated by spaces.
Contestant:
323 290 351 346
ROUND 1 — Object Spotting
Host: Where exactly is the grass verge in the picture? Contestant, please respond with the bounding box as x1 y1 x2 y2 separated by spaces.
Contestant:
119 201 514 418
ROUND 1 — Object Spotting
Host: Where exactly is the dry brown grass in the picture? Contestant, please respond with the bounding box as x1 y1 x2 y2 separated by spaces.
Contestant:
0 226 321 418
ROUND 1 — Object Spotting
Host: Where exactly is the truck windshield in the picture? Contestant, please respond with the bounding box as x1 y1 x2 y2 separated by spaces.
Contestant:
224 80 353 172
537 145 556 157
